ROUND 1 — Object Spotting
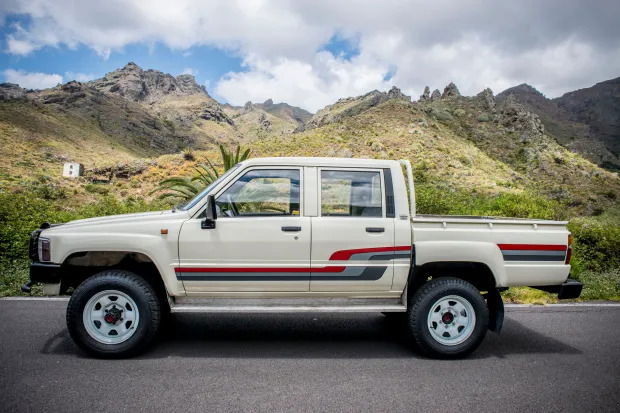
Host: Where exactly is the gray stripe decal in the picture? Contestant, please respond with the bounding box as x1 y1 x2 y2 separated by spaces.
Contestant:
503 254 565 261
177 266 387 281
502 250 565 256
349 251 411 261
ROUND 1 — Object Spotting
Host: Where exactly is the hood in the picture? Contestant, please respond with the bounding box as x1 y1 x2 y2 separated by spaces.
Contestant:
45 209 189 231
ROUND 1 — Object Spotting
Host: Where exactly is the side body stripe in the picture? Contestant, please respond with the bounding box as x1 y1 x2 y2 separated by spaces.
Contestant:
176 246 412 281
498 244 567 262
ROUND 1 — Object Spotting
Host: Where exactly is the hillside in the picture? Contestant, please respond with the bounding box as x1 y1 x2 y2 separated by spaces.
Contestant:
0 62 618 217
498 79 620 171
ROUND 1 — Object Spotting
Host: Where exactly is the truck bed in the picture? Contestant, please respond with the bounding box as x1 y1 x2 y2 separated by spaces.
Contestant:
411 214 570 287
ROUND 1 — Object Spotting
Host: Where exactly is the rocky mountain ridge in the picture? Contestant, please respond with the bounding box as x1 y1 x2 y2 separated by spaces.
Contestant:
0 63 618 215
88 62 209 103
498 80 620 170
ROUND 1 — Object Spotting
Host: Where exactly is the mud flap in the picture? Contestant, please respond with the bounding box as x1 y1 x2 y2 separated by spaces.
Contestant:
486 288 504 333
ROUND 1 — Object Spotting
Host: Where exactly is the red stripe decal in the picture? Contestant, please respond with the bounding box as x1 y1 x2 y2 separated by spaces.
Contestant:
498 244 567 251
175 245 411 274
329 245 411 261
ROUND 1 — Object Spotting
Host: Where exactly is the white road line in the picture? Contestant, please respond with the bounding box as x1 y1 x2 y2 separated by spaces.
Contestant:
0 297 70 301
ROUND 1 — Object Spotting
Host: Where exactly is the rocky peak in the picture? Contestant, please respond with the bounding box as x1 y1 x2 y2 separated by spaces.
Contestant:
387 86 411 101
505 83 544 97
430 89 441 101
89 62 209 103
0 83 27 100
476 88 496 111
175 74 206 95
442 82 461 98
498 95 545 142
419 86 431 101
263 98 274 106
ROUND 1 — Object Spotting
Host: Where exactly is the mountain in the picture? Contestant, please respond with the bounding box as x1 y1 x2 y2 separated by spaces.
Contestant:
253 84 619 215
497 79 620 170
555 77 620 167
222 99 312 137
0 62 618 215
303 86 410 130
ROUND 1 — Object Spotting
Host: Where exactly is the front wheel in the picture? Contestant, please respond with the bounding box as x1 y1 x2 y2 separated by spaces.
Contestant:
66 270 161 358
407 278 488 358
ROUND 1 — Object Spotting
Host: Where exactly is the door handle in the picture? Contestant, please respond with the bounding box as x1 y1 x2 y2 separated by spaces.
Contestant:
282 226 302 232
366 227 385 233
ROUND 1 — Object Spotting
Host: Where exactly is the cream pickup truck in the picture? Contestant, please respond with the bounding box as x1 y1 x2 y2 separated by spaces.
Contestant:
25 157 581 358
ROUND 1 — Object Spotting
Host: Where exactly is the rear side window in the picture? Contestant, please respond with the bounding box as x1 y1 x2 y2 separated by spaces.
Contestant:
321 170 382 217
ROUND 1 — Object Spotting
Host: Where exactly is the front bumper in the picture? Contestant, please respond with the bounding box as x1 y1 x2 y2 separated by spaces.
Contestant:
531 279 583 299
22 262 61 293
30 262 61 283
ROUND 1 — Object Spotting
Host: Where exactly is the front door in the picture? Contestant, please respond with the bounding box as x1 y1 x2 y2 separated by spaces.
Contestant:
310 168 402 292
178 167 311 293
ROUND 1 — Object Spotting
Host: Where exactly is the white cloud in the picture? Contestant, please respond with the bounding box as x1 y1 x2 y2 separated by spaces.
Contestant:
1 0 619 109
3 69 62 89
180 67 196 76
64 72 96 82
216 53 392 112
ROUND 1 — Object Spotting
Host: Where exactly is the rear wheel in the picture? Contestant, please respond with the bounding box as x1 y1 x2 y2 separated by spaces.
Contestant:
66 270 161 358
407 278 488 358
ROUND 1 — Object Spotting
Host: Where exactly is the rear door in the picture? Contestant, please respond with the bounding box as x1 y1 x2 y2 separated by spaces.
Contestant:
310 168 404 292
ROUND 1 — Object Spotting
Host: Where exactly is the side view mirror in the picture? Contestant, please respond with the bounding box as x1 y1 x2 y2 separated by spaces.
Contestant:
201 194 217 229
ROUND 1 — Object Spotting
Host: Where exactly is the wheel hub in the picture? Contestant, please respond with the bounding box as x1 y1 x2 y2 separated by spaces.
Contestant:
427 295 477 346
82 290 140 345
441 311 454 324
104 306 123 324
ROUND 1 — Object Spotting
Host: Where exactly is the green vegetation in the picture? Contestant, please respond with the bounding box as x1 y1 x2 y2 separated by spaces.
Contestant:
1 183 618 300
153 144 251 201
0 191 166 296
415 184 564 220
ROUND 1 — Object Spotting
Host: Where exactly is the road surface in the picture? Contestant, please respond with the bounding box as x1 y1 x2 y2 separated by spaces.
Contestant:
1 299 619 412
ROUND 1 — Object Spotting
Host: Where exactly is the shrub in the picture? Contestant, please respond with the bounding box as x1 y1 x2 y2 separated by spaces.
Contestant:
182 147 195 161
569 211 620 274
0 192 165 262
84 183 110 195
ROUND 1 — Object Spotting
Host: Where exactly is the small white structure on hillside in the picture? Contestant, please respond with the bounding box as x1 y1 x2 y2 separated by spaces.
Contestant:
63 162 83 178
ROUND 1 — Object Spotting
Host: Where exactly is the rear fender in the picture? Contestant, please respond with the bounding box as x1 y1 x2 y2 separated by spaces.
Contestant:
414 241 507 287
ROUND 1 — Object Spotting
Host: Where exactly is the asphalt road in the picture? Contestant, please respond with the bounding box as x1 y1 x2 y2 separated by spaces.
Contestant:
1 300 619 413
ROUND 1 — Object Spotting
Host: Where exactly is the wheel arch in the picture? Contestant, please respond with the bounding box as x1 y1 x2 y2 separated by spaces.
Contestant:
408 261 497 296
59 250 170 305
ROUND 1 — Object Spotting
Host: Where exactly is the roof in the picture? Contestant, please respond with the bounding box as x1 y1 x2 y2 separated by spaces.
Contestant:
241 157 400 168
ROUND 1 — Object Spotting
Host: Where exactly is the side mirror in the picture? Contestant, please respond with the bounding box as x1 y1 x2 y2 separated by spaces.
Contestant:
201 195 217 229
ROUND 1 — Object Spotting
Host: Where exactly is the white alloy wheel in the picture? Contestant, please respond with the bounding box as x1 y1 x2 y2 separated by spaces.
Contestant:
82 290 140 345
426 294 476 346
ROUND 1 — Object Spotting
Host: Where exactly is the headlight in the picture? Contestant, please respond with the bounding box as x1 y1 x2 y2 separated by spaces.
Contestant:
38 238 51 262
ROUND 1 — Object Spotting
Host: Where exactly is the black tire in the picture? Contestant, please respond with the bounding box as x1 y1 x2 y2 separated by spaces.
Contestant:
66 270 161 358
407 278 488 359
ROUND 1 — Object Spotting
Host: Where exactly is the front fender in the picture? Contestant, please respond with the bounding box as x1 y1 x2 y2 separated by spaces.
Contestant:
51 231 183 296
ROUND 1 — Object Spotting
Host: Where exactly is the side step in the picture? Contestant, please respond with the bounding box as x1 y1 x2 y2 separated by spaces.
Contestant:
170 297 406 313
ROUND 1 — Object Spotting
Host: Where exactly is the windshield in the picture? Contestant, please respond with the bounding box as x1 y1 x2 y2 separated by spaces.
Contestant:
180 164 241 211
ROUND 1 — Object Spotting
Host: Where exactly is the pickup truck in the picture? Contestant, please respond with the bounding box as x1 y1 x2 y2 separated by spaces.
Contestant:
25 157 582 358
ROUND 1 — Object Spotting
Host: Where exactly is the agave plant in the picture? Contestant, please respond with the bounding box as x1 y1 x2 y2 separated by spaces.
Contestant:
153 144 251 202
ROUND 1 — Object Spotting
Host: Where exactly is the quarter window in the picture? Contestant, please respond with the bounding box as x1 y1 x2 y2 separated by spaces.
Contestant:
321 170 382 217
216 169 300 217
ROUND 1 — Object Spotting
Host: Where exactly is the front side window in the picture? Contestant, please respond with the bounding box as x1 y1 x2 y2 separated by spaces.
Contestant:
321 170 383 217
216 169 300 217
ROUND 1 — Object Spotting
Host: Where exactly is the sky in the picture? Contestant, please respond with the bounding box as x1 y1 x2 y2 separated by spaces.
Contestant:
1 0 619 112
